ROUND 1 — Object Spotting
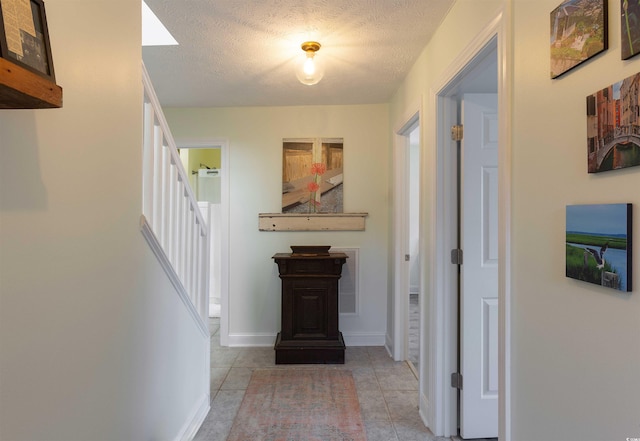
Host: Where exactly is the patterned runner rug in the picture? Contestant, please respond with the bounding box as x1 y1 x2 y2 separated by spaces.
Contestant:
227 368 366 441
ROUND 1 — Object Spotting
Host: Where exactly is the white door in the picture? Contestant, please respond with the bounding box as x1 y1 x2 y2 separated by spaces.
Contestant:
460 93 498 439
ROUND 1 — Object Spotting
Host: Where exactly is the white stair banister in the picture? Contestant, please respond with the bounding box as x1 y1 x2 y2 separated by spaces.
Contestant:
140 62 210 329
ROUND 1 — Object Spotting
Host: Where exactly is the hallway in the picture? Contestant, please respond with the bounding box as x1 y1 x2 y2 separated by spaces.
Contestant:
196 319 430 441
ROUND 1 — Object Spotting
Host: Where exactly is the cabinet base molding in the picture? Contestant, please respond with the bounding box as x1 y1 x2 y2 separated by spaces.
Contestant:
274 332 346 364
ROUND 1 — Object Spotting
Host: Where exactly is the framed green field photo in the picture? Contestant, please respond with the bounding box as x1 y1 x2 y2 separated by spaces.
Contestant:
566 203 633 292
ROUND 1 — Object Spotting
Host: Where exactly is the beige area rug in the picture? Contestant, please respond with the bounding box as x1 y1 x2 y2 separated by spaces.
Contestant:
227 368 366 441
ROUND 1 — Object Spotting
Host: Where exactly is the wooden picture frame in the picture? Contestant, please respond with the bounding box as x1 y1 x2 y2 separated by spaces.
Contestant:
550 0 607 79
0 0 55 82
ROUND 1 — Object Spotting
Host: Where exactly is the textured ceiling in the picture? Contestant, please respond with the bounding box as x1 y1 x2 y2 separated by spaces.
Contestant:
142 0 456 108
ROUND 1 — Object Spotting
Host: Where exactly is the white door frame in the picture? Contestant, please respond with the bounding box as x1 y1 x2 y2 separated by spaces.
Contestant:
428 6 512 439
392 108 422 362
175 139 230 346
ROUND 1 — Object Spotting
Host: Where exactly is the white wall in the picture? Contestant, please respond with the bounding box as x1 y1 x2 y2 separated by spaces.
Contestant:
391 0 640 439
0 1 208 440
164 105 390 346
511 1 640 439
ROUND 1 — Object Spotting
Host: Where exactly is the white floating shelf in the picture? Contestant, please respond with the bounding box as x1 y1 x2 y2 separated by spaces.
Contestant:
258 213 368 231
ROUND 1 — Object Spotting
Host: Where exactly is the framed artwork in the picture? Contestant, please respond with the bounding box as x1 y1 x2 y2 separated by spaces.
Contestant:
622 0 640 60
0 0 55 81
282 138 343 214
566 203 633 292
550 0 607 79
586 72 640 173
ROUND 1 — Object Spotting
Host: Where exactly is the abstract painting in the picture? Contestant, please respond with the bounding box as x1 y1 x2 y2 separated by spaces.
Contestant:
586 72 640 173
566 203 633 292
550 0 607 78
282 138 343 213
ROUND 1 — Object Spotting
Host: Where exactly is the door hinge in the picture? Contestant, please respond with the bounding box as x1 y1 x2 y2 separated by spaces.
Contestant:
451 372 463 389
405 254 410 262
451 124 463 142
451 249 463 265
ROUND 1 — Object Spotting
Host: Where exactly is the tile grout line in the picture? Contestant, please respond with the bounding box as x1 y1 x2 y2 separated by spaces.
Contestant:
368 347 402 441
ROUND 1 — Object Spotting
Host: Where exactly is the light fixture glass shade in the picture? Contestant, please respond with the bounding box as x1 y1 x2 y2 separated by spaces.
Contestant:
295 43 325 85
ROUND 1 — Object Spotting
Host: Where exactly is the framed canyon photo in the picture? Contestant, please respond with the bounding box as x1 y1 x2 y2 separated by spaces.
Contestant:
566 203 632 292
281 138 343 214
586 72 640 173
621 0 640 60
550 0 607 79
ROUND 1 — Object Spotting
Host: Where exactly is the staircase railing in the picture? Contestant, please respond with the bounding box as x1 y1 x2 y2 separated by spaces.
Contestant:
140 62 209 331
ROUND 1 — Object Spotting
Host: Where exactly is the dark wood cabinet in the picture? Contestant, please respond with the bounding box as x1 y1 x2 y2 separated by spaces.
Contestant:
273 251 347 364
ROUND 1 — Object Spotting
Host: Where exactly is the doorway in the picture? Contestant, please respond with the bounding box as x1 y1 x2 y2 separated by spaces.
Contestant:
446 41 498 440
393 111 422 370
177 140 230 343
428 11 511 438
407 124 421 372
392 116 424 432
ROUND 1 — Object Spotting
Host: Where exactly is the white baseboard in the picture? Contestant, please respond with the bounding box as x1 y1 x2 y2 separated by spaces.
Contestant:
228 333 277 347
343 332 386 346
385 332 393 356
175 393 210 441
419 391 430 430
226 332 385 347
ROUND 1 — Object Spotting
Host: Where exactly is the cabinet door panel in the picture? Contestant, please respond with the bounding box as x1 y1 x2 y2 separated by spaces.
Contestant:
292 287 327 338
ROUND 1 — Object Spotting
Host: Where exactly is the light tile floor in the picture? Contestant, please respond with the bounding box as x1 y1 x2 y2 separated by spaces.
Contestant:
195 318 495 441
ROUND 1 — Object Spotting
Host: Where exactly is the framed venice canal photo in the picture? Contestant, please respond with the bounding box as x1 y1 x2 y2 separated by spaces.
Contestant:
550 0 607 79
282 138 343 214
566 203 632 292
587 72 640 173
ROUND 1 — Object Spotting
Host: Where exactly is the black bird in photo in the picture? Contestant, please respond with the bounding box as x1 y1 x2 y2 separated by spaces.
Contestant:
584 242 609 270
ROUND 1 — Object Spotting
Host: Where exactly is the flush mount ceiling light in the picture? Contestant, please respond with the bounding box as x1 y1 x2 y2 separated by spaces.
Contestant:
295 41 325 86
